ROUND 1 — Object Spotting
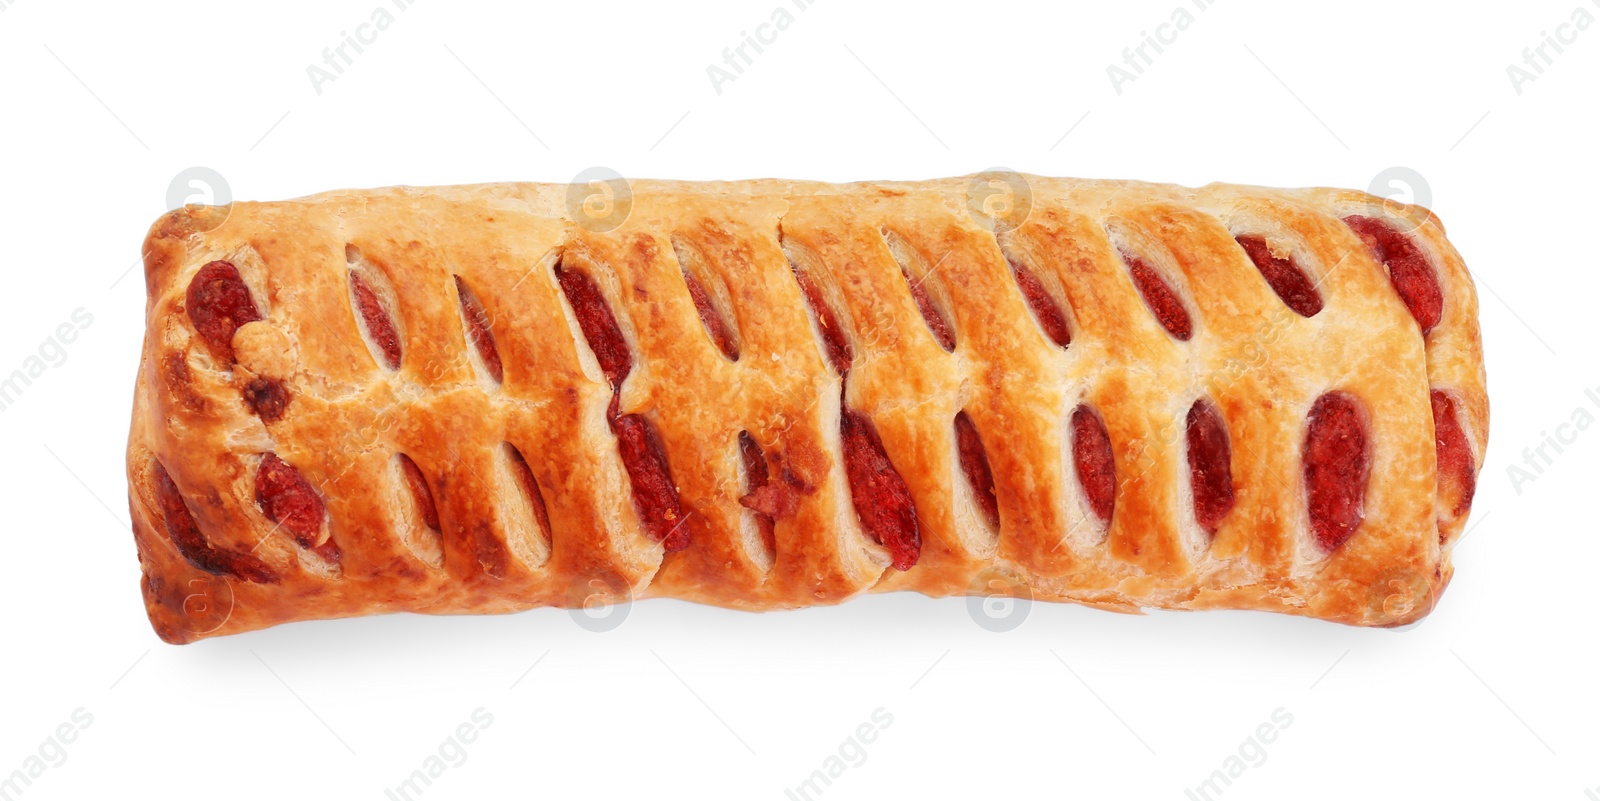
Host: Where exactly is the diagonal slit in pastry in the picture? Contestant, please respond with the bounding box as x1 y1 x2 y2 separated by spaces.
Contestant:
670 235 742 362
735 430 777 574
454 275 503 385
391 453 444 568
995 234 1073 349
344 245 406 372
881 227 957 352
952 410 1000 553
499 442 553 568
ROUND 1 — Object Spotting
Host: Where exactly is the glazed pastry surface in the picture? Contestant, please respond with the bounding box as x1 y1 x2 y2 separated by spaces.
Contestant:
126 175 1487 642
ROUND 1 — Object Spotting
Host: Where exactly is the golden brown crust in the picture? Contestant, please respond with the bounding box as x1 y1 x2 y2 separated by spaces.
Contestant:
127 174 1486 642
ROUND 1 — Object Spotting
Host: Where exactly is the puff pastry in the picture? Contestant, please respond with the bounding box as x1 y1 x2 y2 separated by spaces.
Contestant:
126 174 1487 643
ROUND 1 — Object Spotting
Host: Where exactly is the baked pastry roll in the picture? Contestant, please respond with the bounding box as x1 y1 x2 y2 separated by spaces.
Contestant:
126 174 1486 643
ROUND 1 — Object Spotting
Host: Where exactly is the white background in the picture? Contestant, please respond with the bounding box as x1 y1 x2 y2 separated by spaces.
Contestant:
1 1 1596 798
